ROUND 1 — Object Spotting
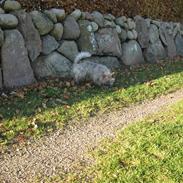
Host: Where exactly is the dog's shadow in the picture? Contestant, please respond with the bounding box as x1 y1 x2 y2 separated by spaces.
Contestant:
1 60 183 123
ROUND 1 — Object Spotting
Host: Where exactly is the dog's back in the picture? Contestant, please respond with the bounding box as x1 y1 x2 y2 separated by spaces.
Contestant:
73 52 115 86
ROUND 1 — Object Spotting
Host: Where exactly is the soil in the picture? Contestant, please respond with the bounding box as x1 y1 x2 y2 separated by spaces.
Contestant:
16 0 183 21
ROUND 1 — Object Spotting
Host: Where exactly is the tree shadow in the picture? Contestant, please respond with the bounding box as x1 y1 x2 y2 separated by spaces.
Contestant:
1 59 183 145
1 60 183 121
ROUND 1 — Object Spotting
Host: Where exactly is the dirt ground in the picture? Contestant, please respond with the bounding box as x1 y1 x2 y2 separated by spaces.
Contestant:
16 0 183 22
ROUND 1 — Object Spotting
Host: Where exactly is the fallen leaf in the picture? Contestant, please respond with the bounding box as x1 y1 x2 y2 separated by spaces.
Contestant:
42 103 47 109
65 81 71 87
16 109 20 114
146 81 156 87
56 98 68 105
12 91 25 99
16 134 26 144
63 95 70 100
1 93 8 98
64 105 70 109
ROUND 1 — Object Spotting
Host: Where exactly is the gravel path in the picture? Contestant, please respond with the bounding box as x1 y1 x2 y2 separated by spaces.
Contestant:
1 89 183 183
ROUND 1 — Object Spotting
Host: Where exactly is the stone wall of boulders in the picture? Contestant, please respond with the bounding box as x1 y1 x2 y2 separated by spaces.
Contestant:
0 0 183 89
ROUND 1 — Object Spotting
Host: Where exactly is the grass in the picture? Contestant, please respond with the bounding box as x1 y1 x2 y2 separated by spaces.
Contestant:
44 97 183 183
1 60 183 148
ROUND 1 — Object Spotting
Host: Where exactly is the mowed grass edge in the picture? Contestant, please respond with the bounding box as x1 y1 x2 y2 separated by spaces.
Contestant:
1 60 183 147
43 97 183 183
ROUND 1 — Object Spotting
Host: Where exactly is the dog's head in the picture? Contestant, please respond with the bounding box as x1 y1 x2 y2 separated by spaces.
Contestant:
101 72 115 86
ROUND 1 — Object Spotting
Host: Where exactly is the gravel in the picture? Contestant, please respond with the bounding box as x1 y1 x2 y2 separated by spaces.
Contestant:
1 89 183 183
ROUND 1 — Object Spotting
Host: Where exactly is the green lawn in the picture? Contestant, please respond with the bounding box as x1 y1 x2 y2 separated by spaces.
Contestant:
88 100 183 183
46 98 183 183
1 60 183 147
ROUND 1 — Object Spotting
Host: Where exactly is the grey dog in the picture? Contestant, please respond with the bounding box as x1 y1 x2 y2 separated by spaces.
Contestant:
72 52 115 86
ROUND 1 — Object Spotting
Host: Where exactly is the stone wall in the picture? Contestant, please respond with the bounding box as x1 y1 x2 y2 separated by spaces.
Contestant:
0 0 183 89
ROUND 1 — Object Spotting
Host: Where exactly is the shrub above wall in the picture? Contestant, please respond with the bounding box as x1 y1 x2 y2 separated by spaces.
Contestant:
0 0 183 90
16 0 183 22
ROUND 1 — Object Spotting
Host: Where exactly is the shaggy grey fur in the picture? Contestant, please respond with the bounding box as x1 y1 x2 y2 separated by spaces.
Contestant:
72 52 115 86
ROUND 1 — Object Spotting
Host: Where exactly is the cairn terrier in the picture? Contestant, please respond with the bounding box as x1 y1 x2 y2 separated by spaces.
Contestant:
72 52 115 86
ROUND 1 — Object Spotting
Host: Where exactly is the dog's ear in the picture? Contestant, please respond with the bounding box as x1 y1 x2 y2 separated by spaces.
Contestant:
107 72 114 77
102 74 106 78
102 74 109 81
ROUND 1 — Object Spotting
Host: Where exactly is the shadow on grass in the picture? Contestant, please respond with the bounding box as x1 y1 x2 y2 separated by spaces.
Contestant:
1 59 183 145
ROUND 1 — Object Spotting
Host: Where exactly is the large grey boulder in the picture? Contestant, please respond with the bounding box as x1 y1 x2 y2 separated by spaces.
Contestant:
127 18 136 30
103 19 116 28
104 14 115 21
41 35 59 55
70 9 82 20
95 28 122 57
91 21 99 32
149 24 159 44
152 20 161 28
132 29 138 39
145 18 151 28
13 10 42 62
0 8 5 14
115 25 122 34
32 52 72 79
63 15 80 40
127 30 134 40
91 11 104 27
0 68 2 89
121 40 145 65
144 40 167 63
50 8 65 22
50 23 63 41
173 23 180 38
115 16 127 28
159 23 168 46
119 28 127 42
159 23 177 58
84 56 120 70
175 33 183 57
2 30 36 88
31 11 54 35
4 0 21 11
44 10 57 23
127 30 137 40
81 12 94 21
159 22 174 44
58 41 79 62
0 28 4 47
78 20 98 54
135 16 150 48
0 14 18 28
